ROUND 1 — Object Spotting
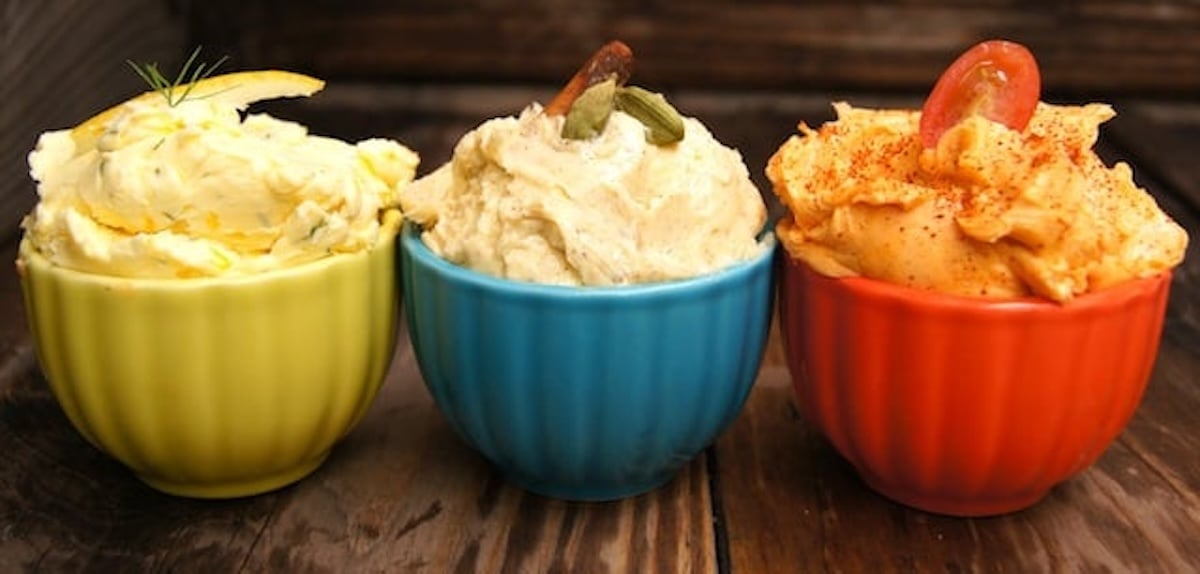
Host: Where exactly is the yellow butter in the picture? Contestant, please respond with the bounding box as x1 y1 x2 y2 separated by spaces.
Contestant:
24 75 419 279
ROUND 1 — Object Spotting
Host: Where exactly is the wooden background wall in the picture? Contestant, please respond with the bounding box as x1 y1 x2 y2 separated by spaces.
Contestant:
186 0 1200 95
3 0 1199 241
0 0 183 243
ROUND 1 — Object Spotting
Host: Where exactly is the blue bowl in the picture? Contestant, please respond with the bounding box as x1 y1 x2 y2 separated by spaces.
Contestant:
400 222 776 500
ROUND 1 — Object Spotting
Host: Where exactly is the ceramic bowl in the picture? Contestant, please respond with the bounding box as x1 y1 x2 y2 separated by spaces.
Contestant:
16 211 402 498
779 256 1172 516
401 223 776 501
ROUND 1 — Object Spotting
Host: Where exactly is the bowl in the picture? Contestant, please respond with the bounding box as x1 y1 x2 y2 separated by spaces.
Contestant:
779 255 1172 516
401 223 776 501
16 210 403 499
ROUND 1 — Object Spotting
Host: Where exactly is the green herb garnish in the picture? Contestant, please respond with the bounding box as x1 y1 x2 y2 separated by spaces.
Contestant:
127 46 229 107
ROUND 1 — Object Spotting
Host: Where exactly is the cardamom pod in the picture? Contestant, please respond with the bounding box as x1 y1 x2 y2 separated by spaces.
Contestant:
561 78 617 140
545 41 634 117
615 86 685 145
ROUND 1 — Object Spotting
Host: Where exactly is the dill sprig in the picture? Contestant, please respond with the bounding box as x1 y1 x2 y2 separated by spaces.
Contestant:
127 47 229 107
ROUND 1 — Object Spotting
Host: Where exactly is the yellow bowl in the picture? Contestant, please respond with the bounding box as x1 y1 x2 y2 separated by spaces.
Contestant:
16 211 402 498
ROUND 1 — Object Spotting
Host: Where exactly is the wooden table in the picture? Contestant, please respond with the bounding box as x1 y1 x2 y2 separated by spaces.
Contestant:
1 88 1198 572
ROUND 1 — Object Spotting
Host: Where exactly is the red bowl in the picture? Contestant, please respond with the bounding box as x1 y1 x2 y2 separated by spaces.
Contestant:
779 257 1172 516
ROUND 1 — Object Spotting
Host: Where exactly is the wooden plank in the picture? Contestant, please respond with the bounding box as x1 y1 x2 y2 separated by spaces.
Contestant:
0 240 28 363
187 1 1200 96
0 0 184 244
0 325 718 572
241 340 717 573
717 356 1200 572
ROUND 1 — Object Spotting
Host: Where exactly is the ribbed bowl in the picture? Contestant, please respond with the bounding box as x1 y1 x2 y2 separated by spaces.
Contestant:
16 211 402 499
401 223 776 501
779 257 1172 516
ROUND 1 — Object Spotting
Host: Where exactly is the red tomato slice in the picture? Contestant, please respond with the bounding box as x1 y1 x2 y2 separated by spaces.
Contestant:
919 40 1041 148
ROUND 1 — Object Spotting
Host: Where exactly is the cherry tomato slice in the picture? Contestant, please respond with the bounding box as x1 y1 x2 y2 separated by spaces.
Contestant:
919 40 1041 148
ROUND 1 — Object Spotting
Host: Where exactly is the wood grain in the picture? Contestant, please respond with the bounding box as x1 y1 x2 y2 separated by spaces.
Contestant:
242 340 716 573
716 358 1200 572
0 0 184 244
186 0 1200 96
0 240 28 365
0 326 718 573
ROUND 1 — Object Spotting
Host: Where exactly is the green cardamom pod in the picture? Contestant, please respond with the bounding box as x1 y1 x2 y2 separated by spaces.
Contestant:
615 86 685 145
561 78 617 140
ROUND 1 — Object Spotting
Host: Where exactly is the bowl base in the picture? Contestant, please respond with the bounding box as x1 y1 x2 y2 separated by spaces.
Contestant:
857 469 1050 517
504 469 678 502
135 451 332 499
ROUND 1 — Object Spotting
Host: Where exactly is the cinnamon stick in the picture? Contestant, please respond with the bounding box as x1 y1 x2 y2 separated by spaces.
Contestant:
544 41 634 116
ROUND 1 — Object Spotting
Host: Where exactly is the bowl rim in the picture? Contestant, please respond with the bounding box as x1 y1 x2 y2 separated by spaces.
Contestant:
783 254 1172 311
401 221 777 299
18 209 402 289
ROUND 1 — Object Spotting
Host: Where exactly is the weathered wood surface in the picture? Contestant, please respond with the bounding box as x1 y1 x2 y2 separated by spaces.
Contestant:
0 86 1198 572
0 321 717 572
188 0 1200 96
